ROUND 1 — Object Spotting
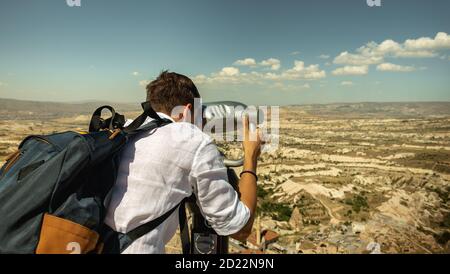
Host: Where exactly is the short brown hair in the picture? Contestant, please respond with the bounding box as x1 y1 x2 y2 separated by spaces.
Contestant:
146 71 200 114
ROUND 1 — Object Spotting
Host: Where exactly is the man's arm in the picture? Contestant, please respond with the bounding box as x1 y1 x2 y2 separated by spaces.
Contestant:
231 115 261 241
188 116 261 239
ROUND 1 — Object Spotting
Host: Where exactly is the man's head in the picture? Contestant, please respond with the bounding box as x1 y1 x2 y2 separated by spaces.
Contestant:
146 71 200 122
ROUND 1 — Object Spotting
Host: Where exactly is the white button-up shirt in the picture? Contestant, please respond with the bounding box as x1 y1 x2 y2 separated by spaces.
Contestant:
104 112 250 254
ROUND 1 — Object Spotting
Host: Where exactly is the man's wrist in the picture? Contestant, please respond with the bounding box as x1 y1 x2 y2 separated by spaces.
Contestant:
240 170 258 181
244 150 259 161
243 154 258 173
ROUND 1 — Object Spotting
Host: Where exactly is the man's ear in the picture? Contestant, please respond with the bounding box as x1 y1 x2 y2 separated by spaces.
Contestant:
182 103 193 123
171 104 192 122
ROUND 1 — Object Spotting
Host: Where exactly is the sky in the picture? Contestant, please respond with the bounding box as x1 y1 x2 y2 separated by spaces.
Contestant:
0 0 449 105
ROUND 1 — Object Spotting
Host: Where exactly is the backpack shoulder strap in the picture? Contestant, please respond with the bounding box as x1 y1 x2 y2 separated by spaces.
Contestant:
178 200 191 254
123 101 167 133
89 105 125 132
124 118 172 136
119 199 189 253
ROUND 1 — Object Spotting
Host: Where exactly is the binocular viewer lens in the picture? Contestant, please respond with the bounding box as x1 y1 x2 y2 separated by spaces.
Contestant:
202 101 265 133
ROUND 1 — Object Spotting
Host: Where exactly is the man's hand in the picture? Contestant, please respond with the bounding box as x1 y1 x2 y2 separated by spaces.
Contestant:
242 114 262 173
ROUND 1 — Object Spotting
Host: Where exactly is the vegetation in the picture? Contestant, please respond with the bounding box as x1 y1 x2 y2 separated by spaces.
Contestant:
303 219 321 225
344 209 353 217
257 185 269 198
434 231 450 245
344 194 369 213
440 212 450 228
260 201 293 222
426 186 450 203
343 221 352 226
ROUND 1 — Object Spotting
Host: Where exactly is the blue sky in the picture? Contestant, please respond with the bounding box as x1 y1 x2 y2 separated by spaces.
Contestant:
0 0 449 105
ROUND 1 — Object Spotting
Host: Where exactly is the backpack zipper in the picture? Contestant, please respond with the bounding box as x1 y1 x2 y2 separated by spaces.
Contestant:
4 150 20 162
1 150 22 178
19 135 55 150
1 136 53 179
34 136 51 145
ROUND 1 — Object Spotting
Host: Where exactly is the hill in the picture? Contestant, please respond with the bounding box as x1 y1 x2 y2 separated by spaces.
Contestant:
1 98 450 120
0 98 140 120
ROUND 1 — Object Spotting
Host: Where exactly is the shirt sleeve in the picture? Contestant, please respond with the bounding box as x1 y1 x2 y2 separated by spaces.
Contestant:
189 140 250 236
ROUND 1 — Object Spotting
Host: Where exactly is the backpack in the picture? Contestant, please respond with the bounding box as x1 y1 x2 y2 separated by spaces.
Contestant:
0 102 188 254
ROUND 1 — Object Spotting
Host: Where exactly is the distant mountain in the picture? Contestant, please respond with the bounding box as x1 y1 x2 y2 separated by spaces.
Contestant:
287 102 450 118
0 98 141 120
1 98 450 120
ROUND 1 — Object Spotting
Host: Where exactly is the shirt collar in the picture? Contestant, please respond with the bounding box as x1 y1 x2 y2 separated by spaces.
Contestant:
141 112 175 127
156 112 175 122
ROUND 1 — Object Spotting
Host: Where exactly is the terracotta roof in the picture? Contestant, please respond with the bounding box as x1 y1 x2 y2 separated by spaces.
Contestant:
247 231 258 247
239 249 265 254
247 229 279 247
262 230 279 243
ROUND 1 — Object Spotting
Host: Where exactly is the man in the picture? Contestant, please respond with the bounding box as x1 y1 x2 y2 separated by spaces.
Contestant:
105 71 261 253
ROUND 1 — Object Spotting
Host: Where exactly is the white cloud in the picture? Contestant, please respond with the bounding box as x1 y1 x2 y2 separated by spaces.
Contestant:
288 61 325 79
195 67 245 85
340 81 354 86
375 39 402 54
290 51 300 56
219 67 240 76
333 32 449 67
271 82 310 91
193 74 208 85
334 51 383 66
267 61 326 80
234 58 257 66
394 50 437 58
131 71 140 76
301 83 311 89
233 57 281 70
139 80 150 87
193 60 325 85
404 32 450 50
332 65 368 76
260 58 281 71
376 63 416 72
319 54 330 59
